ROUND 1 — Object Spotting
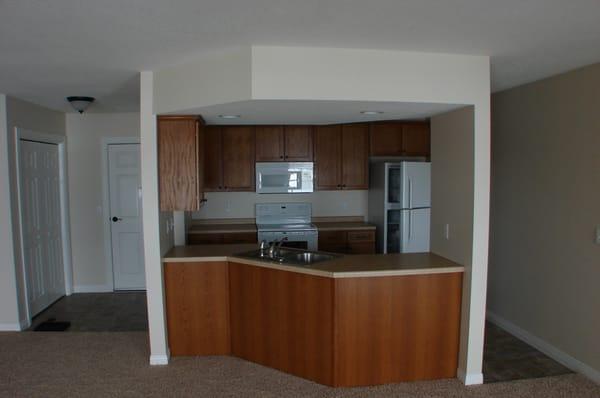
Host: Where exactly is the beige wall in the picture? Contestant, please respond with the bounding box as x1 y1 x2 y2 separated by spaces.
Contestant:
192 191 368 220
430 107 474 265
431 106 478 381
0 96 65 328
65 113 140 291
489 64 600 379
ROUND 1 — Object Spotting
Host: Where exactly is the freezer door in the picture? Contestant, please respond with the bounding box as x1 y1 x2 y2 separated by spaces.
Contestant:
400 208 430 253
401 162 431 209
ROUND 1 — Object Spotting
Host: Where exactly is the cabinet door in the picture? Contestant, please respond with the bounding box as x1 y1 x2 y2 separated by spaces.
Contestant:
314 125 342 190
222 232 258 244
402 123 430 156
222 126 255 191
164 262 231 356
284 126 313 161
318 231 347 254
158 117 198 210
203 126 223 191
187 233 224 245
196 121 205 203
347 230 375 254
255 126 284 161
369 122 403 156
341 124 369 190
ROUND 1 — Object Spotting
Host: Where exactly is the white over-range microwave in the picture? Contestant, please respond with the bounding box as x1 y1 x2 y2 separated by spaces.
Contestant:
255 162 314 194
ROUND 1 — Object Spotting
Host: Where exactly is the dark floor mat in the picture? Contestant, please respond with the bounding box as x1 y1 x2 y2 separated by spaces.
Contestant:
33 320 71 331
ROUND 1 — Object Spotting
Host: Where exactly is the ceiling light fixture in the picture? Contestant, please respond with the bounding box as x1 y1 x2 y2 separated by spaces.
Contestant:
218 114 241 119
360 111 384 115
67 96 95 114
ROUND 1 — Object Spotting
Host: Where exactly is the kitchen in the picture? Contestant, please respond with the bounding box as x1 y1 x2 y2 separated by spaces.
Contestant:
162 119 430 253
159 115 464 386
141 46 489 387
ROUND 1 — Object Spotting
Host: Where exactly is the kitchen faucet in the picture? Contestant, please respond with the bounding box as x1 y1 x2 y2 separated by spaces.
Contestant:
267 237 288 258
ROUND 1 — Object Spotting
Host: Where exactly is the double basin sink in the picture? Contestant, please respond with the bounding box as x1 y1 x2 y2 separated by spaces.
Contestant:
235 248 339 267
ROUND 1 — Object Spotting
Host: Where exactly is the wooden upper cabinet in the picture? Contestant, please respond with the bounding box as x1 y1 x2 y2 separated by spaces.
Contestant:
158 115 201 211
203 126 223 191
284 126 313 161
314 125 342 190
370 122 403 156
402 122 430 156
222 126 255 191
315 124 369 191
369 121 430 157
255 126 284 161
255 125 313 162
341 124 369 190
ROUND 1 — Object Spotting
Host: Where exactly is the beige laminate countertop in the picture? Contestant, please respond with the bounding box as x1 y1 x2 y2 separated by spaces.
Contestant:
187 222 374 234
188 224 257 234
162 244 464 278
312 222 375 231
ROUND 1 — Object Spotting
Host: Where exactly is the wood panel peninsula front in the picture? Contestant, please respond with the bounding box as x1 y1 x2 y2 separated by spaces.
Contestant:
162 244 464 387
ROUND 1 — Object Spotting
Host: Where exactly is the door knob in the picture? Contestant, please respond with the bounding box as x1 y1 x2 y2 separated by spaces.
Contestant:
111 216 122 222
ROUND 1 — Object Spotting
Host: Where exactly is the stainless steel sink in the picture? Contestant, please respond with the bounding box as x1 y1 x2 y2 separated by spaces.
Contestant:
235 248 339 266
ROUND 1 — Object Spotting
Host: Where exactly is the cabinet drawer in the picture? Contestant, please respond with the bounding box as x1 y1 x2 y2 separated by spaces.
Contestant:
347 230 375 242
347 242 376 254
318 243 348 254
188 233 224 245
318 231 347 244
223 232 257 244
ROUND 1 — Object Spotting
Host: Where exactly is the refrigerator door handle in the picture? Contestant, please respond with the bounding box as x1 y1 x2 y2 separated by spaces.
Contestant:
408 179 413 209
408 210 412 241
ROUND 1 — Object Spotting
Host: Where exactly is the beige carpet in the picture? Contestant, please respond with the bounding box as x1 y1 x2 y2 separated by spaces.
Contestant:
0 332 598 398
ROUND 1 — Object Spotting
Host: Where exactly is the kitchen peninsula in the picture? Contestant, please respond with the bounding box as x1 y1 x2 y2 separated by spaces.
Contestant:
162 245 464 387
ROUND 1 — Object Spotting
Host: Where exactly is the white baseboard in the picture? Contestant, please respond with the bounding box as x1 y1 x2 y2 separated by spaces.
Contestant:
487 311 600 385
150 354 169 365
0 323 23 331
457 368 484 385
19 318 30 330
73 284 113 293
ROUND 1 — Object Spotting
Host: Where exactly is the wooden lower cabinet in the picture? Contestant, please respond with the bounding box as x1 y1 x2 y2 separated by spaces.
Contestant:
187 232 257 245
229 262 334 386
163 262 230 356
333 273 462 386
319 229 376 254
164 261 462 387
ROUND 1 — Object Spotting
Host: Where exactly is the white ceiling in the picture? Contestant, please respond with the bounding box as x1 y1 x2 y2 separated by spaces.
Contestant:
1 1 599 113
186 100 462 125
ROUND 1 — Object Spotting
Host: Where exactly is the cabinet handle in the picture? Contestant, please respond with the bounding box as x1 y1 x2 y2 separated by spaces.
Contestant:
218 186 222 190
280 155 284 159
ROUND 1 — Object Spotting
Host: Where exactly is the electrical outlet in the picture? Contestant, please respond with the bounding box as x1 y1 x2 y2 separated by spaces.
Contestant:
444 224 450 240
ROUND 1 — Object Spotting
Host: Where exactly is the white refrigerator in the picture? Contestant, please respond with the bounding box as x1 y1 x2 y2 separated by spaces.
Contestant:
368 162 431 253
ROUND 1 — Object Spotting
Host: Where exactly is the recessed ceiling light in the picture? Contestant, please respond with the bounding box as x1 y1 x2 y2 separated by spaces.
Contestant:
360 111 384 115
218 114 240 119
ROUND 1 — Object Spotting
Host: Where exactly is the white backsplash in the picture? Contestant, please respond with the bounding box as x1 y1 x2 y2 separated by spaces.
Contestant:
192 191 368 220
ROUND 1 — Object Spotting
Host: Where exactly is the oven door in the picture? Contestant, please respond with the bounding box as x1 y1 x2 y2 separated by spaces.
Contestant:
256 162 313 193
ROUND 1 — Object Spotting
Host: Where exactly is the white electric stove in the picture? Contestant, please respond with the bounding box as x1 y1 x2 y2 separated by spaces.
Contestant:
256 203 318 251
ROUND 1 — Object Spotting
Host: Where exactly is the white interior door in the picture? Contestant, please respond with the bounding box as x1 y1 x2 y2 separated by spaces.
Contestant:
402 162 431 209
20 140 65 316
108 144 145 290
400 208 431 253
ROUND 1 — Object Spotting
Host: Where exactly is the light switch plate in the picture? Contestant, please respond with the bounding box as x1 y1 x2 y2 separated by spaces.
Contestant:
595 225 600 244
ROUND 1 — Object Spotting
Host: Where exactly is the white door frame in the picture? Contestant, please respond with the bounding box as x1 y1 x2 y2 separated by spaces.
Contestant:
101 137 141 291
14 127 73 327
